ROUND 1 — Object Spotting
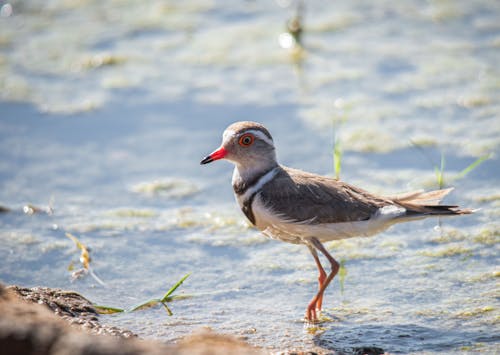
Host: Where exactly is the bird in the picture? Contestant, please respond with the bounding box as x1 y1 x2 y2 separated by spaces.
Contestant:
200 121 472 322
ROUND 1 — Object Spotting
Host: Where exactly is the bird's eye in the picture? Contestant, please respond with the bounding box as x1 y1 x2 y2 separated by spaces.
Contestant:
238 133 255 147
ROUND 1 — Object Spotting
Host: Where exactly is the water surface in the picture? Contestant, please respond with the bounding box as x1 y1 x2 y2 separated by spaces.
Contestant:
0 1 499 354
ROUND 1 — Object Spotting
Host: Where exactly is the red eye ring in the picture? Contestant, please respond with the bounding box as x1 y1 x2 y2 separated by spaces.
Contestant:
238 133 255 147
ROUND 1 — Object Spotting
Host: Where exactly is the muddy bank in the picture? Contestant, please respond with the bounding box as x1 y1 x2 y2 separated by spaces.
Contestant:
7 285 135 338
0 283 265 355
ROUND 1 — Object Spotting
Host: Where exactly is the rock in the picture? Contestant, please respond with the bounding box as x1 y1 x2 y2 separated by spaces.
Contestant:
0 283 265 355
175 329 266 354
7 285 135 338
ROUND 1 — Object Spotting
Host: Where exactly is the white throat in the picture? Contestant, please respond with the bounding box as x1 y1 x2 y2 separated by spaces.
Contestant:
233 161 276 183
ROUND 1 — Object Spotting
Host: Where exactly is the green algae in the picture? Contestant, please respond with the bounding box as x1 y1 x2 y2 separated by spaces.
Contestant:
325 238 400 260
473 228 500 245
409 137 438 147
307 14 360 33
419 245 473 258
78 53 126 70
303 313 335 329
131 179 199 198
305 325 327 334
430 228 467 244
173 208 250 232
40 241 69 253
459 343 488 352
106 208 158 218
326 305 396 323
1 232 40 245
429 226 499 246
341 128 397 153
453 306 495 319
465 270 500 283
378 240 406 251
414 308 448 318
475 194 500 203
66 220 142 233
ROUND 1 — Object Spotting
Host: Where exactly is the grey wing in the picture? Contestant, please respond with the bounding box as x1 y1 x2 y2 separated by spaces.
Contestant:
258 167 387 224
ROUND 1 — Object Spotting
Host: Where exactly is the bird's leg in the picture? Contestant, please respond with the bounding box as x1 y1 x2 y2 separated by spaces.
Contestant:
306 237 339 323
308 245 327 311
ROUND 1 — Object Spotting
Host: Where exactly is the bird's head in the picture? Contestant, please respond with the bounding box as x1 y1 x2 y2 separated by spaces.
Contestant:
200 121 277 174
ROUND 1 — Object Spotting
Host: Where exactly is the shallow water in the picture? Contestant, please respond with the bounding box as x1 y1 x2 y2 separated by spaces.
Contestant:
0 1 499 354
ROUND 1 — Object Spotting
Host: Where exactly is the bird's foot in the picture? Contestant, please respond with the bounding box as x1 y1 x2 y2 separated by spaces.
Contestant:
305 300 321 323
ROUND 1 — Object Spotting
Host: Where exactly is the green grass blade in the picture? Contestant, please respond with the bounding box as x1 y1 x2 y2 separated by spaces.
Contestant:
333 139 342 180
161 273 191 302
439 152 445 188
93 305 125 314
434 166 443 189
455 154 491 180
129 298 161 312
338 259 347 295
434 152 445 188
161 294 193 303
88 268 106 287
161 302 173 316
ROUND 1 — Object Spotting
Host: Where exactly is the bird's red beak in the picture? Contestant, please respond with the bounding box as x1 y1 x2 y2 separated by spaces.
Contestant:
200 146 227 165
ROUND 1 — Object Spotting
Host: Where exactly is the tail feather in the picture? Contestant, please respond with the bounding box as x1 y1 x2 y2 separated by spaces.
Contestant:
392 188 473 216
401 203 473 216
392 187 453 205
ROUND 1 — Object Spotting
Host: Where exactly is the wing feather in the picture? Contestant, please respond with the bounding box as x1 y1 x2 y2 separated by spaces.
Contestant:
258 166 389 224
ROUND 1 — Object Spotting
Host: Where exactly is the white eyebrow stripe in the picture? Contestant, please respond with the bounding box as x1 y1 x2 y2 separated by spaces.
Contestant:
243 129 274 146
222 128 274 146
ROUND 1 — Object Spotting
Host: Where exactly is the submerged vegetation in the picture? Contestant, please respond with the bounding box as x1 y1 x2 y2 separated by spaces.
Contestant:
419 245 473 258
23 203 54 215
64 232 191 316
333 137 342 180
411 142 491 189
131 179 199 198
65 233 106 286
330 97 351 180
94 273 191 316
338 259 347 295
129 273 191 315
433 153 491 189
0 202 53 215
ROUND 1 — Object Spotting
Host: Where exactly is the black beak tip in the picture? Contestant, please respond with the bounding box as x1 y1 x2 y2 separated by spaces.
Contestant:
200 156 213 165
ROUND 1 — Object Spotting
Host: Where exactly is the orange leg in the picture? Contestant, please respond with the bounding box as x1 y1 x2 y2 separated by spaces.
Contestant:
309 246 327 311
306 238 339 323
